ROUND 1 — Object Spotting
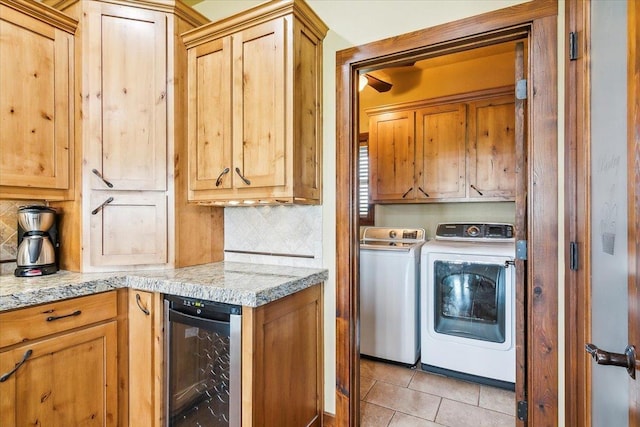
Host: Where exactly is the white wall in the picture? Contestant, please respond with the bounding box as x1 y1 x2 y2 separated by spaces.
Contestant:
191 0 531 415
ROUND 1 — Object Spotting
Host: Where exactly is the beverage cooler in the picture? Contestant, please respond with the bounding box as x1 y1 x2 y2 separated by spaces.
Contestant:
164 295 242 427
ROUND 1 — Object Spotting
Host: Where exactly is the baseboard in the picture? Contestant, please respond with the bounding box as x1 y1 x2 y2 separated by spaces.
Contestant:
323 411 336 426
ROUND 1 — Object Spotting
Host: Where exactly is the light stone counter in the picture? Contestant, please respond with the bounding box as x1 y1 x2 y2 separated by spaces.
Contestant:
0 262 328 311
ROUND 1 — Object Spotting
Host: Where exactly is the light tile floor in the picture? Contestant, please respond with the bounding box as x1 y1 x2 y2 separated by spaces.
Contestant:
360 358 516 427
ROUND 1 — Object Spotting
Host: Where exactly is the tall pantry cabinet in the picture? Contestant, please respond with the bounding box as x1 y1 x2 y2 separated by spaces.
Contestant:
44 0 222 271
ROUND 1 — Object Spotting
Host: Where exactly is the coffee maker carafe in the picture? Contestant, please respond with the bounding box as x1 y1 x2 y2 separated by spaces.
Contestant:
15 206 59 277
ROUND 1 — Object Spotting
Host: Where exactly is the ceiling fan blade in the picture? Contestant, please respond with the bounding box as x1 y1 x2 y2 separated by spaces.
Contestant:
364 74 392 92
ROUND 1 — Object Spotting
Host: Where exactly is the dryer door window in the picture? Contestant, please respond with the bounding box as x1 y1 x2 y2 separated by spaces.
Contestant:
433 260 506 344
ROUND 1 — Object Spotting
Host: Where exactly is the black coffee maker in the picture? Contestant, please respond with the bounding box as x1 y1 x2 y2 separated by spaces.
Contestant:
14 205 60 277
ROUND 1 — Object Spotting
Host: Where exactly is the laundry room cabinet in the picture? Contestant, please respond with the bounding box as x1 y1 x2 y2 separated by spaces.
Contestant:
183 0 328 205
0 0 77 201
368 110 416 201
367 87 516 204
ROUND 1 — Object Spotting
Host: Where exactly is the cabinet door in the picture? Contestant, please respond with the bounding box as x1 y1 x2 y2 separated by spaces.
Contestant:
467 95 516 199
128 290 163 426
87 3 167 191
368 110 416 202
187 36 233 193
0 321 118 427
0 4 72 195
232 18 287 191
243 285 323 427
416 103 467 200
89 192 167 266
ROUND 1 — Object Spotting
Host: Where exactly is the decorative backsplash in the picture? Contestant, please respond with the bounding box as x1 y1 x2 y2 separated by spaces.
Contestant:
0 200 44 274
224 205 323 268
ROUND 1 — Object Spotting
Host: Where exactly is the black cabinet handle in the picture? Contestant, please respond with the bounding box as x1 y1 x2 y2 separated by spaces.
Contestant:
418 187 430 197
215 167 230 187
470 184 484 196
91 197 114 215
234 167 251 185
46 310 81 322
0 349 33 382
91 168 114 188
401 187 413 198
135 293 150 316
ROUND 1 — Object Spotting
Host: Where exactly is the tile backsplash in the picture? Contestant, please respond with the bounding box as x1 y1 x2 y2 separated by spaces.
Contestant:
224 205 323 268
0 200 43 274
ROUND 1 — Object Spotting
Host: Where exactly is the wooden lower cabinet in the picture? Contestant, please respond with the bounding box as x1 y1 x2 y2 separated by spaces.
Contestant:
0 285 323 427
127 289 164 427
242 284 324 427
0 321 118 426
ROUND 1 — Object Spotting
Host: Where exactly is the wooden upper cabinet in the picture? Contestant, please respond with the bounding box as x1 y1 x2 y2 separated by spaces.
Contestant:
368 110 415 202
0 0 76 200
86 3 167 191
367 87 516 204
184 0 328 205
416 103 467 200
467 95 516 199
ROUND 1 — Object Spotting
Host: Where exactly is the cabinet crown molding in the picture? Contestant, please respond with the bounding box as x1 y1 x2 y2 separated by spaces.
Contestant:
43 0 208 27
1 0 77 33
182 0 328 48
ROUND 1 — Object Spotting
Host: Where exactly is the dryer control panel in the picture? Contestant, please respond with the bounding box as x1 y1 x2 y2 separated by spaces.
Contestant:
435 223 514 241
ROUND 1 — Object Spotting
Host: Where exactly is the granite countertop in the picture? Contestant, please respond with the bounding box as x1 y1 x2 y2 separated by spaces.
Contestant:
0 262 328 312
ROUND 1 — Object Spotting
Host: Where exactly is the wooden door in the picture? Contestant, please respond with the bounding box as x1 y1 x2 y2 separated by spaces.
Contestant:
87 3 167 191
368 110 416 202
89 192 167 266
415 103 466 200
0 3 72 194
467 95 517 199
128 290 163 426
0 322 118 426
187 36 232 193
232 18 286 191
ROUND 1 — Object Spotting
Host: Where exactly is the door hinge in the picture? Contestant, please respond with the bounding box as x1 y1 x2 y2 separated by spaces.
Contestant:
516 240 528 260
569 31 578 60
515 79 527 100
569 241 579 271
517 400 528 421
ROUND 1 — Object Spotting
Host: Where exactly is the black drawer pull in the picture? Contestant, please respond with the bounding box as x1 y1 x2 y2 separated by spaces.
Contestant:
136 293 150 316
46 310 81 322
0 349 33 382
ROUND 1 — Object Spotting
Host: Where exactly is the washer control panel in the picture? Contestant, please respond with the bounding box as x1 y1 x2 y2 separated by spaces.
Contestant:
435 223 514 241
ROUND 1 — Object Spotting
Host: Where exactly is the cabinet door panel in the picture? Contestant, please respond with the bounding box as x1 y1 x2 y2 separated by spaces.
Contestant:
188 38 232 191
0 5 71 192
0 322 117 427
128 290 163 426
416 104 467 199
90 192 167 266
293 25 322 201
233 18 286 190
468 96 516 199
88 5 167 191
369 111 415 201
